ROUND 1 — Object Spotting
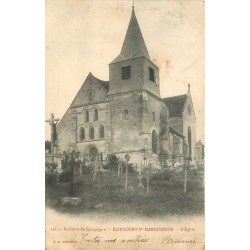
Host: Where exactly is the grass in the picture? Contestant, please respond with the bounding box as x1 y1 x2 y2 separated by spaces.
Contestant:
45 167 204 217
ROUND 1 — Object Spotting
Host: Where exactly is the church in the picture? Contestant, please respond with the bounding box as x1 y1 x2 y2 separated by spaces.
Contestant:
56 6 196 166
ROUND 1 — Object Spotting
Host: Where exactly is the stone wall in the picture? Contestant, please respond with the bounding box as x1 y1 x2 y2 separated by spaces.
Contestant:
57 101 110 155
109 58 144 95
56 108 77 152
71 73 108 108
108 91 143 153
108 57 160 98
182 95 196 159
106 90 169 164
56 72 110 154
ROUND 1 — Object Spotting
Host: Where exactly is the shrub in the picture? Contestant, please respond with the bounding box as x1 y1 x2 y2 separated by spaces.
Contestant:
45 163 58 185
104 154 118 171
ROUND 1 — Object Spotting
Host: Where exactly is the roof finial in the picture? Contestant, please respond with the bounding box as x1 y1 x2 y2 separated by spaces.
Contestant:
188 83 191 94
132 0 134 12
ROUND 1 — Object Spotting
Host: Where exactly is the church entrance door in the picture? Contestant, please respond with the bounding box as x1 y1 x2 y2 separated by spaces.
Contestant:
89 147 98 163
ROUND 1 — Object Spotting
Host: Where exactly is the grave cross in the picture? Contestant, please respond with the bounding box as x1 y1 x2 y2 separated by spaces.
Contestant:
124 154 130 192
184 146 192 194
45 113 59 163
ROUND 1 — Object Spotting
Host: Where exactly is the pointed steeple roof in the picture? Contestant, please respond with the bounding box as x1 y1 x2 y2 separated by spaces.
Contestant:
111 8 150 63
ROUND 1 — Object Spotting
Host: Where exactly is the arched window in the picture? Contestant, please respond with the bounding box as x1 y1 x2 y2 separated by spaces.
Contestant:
89 126 94 139
85 110 89 122
94 108 98 121
188 126 192 157
99 125 105 139
79 127 85 141
152 130 157 154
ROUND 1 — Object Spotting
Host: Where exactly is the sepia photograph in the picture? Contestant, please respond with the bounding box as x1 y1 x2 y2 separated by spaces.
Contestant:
45 0 204 249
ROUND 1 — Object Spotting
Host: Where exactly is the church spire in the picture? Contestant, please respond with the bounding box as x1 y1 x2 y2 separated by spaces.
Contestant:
108 5 160 98
111 6 150 64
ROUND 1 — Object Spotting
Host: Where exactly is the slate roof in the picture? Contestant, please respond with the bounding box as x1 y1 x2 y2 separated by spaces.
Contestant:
99 79 109 91
89 73 109 91
111 8 150 64
169 126 185 139
162 94 187 118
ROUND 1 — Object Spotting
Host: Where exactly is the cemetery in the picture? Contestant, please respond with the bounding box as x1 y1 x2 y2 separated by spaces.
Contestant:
45 149 204 217
45 4 204 218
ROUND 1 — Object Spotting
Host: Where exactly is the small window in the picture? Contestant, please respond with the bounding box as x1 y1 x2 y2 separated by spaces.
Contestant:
121 66 131 80
89 126 94 139
99 125 105 139
124 109 128 119
79 127 85 141
94 108 98 121
152 112 155 122
89 92 93 100
149 67 155 82
85 110 89 122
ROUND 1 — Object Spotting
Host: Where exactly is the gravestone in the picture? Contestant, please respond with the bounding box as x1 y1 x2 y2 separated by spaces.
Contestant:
58 197 82 206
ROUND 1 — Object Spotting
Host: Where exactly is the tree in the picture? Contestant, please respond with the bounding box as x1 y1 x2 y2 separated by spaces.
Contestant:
45 140 51 153
105 154 118 171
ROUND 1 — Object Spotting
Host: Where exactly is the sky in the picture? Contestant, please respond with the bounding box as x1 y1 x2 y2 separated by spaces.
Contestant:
45 0 204 142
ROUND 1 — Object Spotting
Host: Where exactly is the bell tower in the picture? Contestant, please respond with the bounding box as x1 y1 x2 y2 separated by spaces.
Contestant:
106 6 165 161
108 7 160 98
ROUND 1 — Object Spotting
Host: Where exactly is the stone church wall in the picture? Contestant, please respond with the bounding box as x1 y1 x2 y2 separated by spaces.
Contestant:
56 108 77 152
107 90 168 164
109 91 143 153
74 102 109 154
182 97 196 159
109 58 144 95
